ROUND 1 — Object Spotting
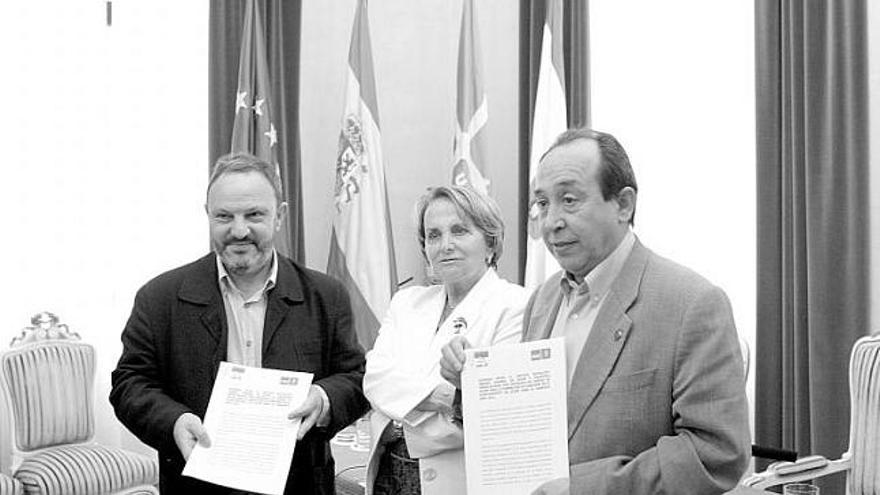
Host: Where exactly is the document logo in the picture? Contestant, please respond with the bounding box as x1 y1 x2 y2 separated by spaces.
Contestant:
530 348 551 360
279 376 299 386
230 366 245 379
472 350 490 368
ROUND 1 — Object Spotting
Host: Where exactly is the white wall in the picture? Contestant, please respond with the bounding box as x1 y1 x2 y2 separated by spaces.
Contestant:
590 0 756 430
0 0 208 456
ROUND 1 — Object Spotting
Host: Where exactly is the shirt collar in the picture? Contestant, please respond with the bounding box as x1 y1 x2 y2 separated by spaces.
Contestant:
216 249 278 297
560 229 636 298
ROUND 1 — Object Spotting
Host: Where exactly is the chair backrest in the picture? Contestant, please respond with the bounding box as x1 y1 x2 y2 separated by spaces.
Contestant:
846 333 880 495
0 312 95 452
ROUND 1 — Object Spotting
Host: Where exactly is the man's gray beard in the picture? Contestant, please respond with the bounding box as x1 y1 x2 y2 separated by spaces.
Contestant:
225 259 251 275
220 250 266 275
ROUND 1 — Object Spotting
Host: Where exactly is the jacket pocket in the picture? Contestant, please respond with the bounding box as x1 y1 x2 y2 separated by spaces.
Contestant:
602 368 657 392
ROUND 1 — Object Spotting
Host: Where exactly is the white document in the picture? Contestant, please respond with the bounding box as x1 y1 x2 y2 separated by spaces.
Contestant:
462 338 569 494
183 362 313 495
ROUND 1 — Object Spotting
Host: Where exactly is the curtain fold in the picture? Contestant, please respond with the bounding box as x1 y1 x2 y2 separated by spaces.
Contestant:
563 0 589 128
518 0 590 283
755 1 869 494
209 0 304 263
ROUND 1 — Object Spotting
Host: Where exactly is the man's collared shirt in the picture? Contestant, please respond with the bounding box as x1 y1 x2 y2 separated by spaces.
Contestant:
216 251 332 427
551 230 636 385
217 251 279 368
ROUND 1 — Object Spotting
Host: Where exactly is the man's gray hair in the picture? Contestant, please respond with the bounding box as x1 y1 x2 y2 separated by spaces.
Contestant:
207 153 283 204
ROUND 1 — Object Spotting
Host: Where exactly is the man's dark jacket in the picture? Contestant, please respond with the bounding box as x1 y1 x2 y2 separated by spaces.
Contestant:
110 253 369 494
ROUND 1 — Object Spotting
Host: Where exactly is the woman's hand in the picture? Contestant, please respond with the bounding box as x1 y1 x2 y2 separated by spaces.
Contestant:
440 335 471 389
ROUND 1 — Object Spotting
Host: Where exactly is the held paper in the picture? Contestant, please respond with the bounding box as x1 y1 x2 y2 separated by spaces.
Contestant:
182 362 313 495
462 338 568 494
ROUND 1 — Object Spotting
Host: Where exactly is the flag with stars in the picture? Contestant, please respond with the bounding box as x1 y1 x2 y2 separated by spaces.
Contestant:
451 0 490 194
231 0 292 257
525 0 565 288
327 0 397 350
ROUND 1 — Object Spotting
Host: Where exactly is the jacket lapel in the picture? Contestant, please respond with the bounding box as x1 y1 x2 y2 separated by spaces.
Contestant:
525 272 564 341
567 241 649 437
178 254 226 363
438 269 503 336
263 256 305 354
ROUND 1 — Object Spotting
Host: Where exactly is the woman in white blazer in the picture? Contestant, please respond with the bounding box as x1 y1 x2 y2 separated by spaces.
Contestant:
363 185 529 495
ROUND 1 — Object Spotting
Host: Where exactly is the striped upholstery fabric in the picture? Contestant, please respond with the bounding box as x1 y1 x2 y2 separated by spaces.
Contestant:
14 444 157 495
846 335 880 495
1 343 94 451
0 473 23 495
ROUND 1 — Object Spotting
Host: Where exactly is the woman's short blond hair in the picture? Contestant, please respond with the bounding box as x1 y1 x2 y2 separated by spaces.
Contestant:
415 185 505 268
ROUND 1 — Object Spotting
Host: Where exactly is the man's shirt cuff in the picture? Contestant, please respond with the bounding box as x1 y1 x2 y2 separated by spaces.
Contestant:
314 384 331 427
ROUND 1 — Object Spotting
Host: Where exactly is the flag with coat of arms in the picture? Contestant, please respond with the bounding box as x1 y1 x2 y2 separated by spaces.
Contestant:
327 0 397 350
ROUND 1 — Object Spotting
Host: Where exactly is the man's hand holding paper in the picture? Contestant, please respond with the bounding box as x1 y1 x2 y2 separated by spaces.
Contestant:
287 384 329 440
173 412 211 461
182 362 314 495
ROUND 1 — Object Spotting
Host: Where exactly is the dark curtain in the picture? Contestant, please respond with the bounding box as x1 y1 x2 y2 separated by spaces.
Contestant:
755 1 869 494
518 0 590 282
563 0 589 128
209 0 305 263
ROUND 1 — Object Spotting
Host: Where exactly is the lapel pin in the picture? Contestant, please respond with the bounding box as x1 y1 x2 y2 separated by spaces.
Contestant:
452 317 468 334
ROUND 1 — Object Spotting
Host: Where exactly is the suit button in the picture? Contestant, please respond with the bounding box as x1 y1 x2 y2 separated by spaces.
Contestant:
423 468 437 482
614 329 623 341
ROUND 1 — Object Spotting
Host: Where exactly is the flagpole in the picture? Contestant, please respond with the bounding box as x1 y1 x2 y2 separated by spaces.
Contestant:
524 0 566 289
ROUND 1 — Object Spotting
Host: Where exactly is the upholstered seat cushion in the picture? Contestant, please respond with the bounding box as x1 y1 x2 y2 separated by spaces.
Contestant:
14 444 157 495
0 473 23 495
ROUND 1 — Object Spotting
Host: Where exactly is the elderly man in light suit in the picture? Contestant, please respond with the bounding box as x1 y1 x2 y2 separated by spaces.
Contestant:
442 128 750 494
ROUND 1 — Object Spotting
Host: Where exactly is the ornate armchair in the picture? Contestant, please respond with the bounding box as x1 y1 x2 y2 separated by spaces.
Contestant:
0 312 158 495
741 333 880 492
